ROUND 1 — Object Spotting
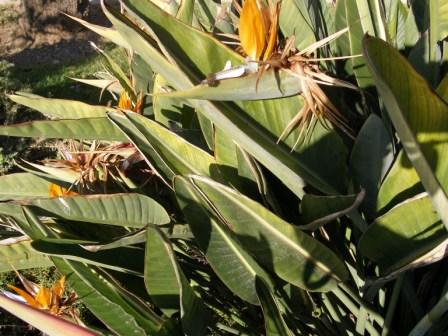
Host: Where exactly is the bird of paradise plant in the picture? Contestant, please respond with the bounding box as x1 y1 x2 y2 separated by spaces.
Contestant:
211 0 359 148
5 271 78 319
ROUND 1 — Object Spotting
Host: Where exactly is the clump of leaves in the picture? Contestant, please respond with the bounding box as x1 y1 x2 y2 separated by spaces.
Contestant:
0 0 446 335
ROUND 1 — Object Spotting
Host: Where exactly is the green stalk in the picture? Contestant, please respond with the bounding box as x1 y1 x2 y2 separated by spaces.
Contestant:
322 293 353 335
332 287 380 336
339 283 385 326
381 275 404 336
408 289 448 336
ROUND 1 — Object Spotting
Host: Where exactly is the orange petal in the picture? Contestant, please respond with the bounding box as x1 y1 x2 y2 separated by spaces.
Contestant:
49 184 77 198
51 276 65 298
239 0 266 60
262 1 280 61
118 91 132 110
35 286 52 310
7 285 40 308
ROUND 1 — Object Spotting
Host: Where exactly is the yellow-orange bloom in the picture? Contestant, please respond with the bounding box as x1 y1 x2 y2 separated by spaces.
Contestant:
7 276 67 314
118 91 144 113
239 0 279 61
49 183 78 197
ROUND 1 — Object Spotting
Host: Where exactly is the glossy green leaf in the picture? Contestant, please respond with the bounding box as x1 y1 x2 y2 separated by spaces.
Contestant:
0 294 96 336
335 0 373 88
84 229 147 252
214 128 269 203
0 241 52 272
363 36 448 229
132 53 154 115
255 277 292 336
94 45 136 101
438 0 448 40
188 175 349 291
299 191 364 230
126 111 221 179
147 226 209 335
384 0 415 49
155 68 303 101
408 26 441 86
0 173 52 201
0 118 126 141
377 150 422 213
279 0 316 50
437 74 448 101
350 114 394 217
145 226 180 315
31 238 144 276
30 193 170 227
70 78 122 94
8 92 112 119
359 195 447 274
175 176 272 305
54 259 175 335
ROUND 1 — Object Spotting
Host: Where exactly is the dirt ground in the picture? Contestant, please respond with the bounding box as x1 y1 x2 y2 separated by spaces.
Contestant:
0 2 108 67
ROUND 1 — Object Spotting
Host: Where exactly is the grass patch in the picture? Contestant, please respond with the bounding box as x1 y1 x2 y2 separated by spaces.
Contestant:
0 43 128 173
10 43 128 104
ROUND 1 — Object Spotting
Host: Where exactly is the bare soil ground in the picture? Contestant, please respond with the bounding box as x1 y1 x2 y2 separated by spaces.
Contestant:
0 2 108 67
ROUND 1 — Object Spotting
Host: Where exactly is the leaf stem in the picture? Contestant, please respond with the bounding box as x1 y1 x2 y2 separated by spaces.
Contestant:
381 275 403 336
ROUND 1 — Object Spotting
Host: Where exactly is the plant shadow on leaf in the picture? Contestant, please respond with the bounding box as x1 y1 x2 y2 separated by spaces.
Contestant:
360 196 448 276
178 188 336 292
216 101 349 194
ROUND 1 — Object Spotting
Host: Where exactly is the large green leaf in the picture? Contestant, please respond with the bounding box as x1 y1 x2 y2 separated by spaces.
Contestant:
437 74 448 101
93 45 136 101
438 0 448 40
214 127 261 199
30 193 170 227
107 112 174 186
124 112 221 180
154 68 303 101
0 241 52 272
299 191 364 230
31 238 144 276
350 114 393 217
335 0 374 88
147 226 209 335
0 173 51 201
187 175 349 292
8 92 112 119
0 118 126 141
279 0 316 51
377 150 422 213
359 195 447 274
54 259 176 336
363 36 448 228
175 176 273 305
145 226 180 316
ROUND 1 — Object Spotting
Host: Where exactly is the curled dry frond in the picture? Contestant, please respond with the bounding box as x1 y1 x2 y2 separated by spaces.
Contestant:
43 141 143 193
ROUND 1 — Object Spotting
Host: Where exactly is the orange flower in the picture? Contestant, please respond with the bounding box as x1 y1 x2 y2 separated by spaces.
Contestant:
118 91 144 113
49 183 78 198
7 276 74 316
239 0 280 61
